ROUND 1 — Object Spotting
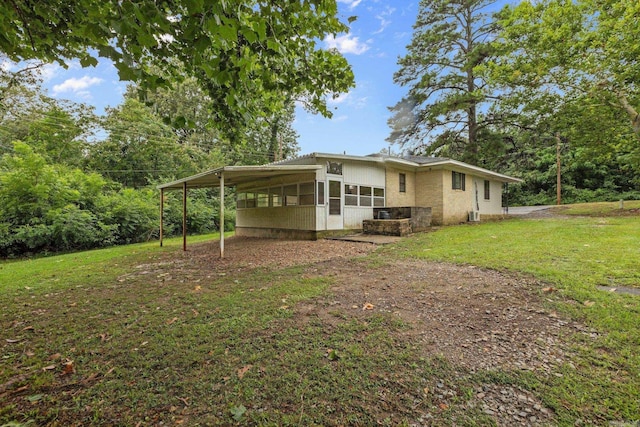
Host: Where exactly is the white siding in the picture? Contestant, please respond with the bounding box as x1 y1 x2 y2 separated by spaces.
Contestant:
315 206 326 230
237 206 316 230
342 162 386 187
344 207 374 229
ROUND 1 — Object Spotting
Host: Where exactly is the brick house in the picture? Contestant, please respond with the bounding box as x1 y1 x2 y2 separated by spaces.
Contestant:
159 153 521 246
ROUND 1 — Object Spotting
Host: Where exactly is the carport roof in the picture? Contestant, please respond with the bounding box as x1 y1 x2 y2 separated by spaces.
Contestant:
157 165 322 190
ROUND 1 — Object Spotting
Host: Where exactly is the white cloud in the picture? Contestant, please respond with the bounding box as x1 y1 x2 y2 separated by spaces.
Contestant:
324 34 370 55
373 6 395 35
328 92 350 105
40 63 62 82
0 60 13 72
52 75 103 96
337 0 363 10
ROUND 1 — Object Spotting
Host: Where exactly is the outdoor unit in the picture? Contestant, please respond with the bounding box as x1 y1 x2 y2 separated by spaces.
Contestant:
468 211 480 222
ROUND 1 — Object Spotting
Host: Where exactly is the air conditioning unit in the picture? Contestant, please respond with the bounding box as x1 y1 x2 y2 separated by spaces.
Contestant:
468 211 480 222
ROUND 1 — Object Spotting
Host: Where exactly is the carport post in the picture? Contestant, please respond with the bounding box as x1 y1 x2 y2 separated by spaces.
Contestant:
219 172 225 259
182 182 187 251
160 188 164 247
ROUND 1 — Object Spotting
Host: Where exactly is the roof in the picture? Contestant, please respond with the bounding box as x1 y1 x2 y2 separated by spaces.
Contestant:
157 165 322 190
158 152 521 190
275 152 522 183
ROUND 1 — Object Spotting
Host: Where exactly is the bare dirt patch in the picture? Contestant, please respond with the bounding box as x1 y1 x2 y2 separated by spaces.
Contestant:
125 236 591 426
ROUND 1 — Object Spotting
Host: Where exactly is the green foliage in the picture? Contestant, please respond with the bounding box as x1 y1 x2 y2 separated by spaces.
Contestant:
490 0 640 170
0 142 221 256
0 0 355 138
388 0 499 163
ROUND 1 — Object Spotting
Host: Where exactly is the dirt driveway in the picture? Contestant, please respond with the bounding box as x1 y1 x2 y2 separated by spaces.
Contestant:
147 236 590 426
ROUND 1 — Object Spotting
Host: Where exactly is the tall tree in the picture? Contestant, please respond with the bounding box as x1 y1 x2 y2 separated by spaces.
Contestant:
0 0 355 138
87 98 209 187
388 0 498 163
132 79 299 165
0 68 97 167
492 0 640 169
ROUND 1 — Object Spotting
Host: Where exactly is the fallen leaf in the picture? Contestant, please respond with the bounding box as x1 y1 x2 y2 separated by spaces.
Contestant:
22 326 35 332
194 285 202 292
237 364 252 379
192 309 199 317
542 287 556 293
166 317 178 325
6 338 22 343
362 303 374 310
42 365 56 371
62 360 75 375
439 403 449 410
583 300 595 307
423 387 429 395
49 353 62 361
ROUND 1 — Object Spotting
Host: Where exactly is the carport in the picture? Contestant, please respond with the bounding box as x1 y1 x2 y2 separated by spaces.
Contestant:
157 165 322 257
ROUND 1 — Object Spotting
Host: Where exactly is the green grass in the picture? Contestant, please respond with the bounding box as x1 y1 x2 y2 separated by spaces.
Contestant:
1 207 639 426
1 234 455 426
552 200 640 216
0 233 225 292
383 213 640 424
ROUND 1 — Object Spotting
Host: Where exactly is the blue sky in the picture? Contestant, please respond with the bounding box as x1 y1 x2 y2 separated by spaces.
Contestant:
33 0 420 157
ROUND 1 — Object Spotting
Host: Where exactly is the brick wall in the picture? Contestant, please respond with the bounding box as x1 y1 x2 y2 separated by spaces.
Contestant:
385 167 416 207
415 169 444 225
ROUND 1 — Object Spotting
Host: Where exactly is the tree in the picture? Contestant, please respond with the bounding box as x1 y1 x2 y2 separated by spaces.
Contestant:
491 0 640 169
87 98 211 187
0 0 355 138
131 78 299 165
387 0 499 163
0 69 98 167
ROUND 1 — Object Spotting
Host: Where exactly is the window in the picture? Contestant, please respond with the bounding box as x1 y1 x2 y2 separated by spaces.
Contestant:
270 186 283 207
359 186 372 207
246 192 256 208
329 180 341 215
399 173 406 193
256 189 269 207
345 184 358 206
373 187 385 207
236 192 246 209
484 180 490 200
284 184 298 206
317 181 325 205
327 161 343 175
299 182 315 206
452 171 466 191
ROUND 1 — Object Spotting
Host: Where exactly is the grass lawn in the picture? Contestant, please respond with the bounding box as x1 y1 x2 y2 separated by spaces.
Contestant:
1 207 639 426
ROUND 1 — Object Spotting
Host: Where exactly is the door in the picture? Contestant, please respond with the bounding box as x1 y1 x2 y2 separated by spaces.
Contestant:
327 179 343 230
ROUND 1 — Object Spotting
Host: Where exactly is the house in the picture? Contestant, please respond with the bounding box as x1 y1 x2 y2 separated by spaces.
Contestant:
158 153 522 251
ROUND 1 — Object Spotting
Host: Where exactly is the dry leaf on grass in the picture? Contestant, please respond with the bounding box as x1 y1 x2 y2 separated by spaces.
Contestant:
237 364 252 379
363 303 374 310
61 360 75 376
583 300 595 307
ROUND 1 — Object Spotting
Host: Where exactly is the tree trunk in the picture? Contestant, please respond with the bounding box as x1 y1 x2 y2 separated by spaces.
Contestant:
617 92 640 138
